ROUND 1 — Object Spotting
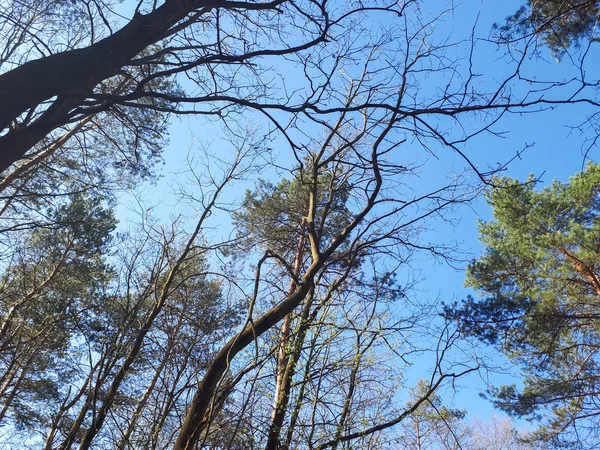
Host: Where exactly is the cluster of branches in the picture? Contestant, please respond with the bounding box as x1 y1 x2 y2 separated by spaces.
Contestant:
0 0 598 449
1 0 598 184
0 77 479 449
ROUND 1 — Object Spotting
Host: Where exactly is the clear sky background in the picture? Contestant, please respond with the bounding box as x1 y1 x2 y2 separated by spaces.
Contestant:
113 0 600 429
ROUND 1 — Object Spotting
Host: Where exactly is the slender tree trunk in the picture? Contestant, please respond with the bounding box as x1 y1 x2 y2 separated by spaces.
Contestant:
0 241 72 342
44 370 98 450
0 348 20 394
266 218 307 450
307 341 332 447
331 347 363 450
58 351 116 450
0 350 36 422
327 295 380 450
173 261 320 449
116 311 184 450
77 280 177 449
283 327 320 449
0 366 27 422
415 416 422 450
43 361 101 450
266 285 314 450
147 336 199 449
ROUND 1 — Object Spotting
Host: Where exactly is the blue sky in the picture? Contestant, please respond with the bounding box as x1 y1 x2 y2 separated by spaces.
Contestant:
113 0 600 431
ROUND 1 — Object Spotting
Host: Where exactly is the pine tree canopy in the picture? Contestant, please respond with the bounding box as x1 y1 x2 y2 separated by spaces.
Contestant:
447 163 600 446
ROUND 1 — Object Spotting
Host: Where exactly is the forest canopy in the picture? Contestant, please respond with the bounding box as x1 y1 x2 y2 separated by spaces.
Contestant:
0 0 599 449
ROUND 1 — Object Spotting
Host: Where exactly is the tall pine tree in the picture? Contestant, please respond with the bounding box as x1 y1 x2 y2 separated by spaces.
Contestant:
447 163 600 447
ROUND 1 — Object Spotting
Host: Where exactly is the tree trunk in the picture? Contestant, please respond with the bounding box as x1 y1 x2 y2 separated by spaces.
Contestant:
266 218 307 450
0 0 204 173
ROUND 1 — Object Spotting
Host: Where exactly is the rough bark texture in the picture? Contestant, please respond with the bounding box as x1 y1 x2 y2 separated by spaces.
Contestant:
0 0 193 172
0 0 285 174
